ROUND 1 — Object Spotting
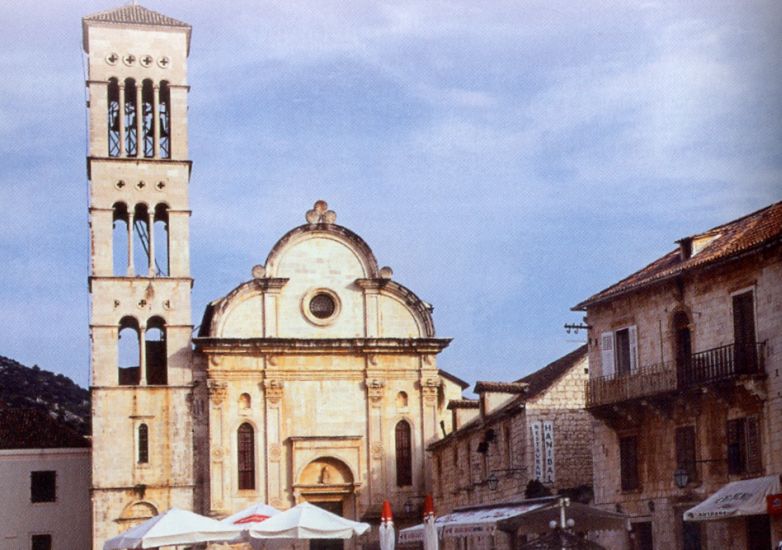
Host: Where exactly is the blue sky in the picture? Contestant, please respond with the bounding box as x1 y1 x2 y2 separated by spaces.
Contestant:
0 1 780 389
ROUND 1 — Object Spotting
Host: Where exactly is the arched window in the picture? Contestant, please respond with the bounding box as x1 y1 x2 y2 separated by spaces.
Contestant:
145 316 167 385
237 423 255 490
133 203 151 275
141 79 155 158
124 78 138 157
158 81 171 159
153 204 169 276
107 78 120 157
112 202 129 276
396 391 408 408
395 420 412 486
118 316 140 385
138 424 149 463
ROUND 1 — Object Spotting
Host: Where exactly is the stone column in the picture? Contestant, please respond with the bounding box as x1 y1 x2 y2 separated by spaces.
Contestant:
135 83 143 157
207 378 227 514
127 212 135 276
147 211 156 276
365 374 385 503
153 85 160 159
118 83 126 157
139 322 147 386
420 364 440 492
264 375 285 507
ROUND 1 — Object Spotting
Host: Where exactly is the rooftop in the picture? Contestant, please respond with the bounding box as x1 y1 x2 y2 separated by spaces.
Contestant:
0 406 90 450
83 3 190 28
574 201 782 310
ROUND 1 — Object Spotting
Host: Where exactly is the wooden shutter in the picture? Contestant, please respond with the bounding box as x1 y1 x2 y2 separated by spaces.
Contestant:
675 426 697 483
727 418 744 475
237 423 255 490
628 325 638 372
395 420 412 486
746 416 762 474
619 436 639 491
601 332 615 378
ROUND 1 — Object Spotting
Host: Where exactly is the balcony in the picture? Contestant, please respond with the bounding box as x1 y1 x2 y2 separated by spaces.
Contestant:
586 342 765 408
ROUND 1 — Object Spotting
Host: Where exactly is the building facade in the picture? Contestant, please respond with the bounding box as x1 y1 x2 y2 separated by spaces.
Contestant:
82 6 463 549
428 346 593 548
83 6 196 549
574 202 782 550
0 408 91 550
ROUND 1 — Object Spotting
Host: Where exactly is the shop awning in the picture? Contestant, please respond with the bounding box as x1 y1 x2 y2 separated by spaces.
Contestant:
398 498 628 543
684 475 781 522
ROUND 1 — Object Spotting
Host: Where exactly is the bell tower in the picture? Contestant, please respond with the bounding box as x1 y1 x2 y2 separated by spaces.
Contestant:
82 5 194 548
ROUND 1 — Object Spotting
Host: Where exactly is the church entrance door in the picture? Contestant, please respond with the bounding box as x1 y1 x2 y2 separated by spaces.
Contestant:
309 500 344 550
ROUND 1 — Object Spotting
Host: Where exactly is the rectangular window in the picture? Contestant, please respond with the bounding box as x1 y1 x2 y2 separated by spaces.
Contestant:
675 426 698 484
601 325 637 377
619 436 640 491
30 471 56 503
31 534 52 550
727 417 761 475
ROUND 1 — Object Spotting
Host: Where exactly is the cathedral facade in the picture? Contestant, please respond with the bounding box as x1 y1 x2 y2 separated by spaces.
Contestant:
82 6 463 549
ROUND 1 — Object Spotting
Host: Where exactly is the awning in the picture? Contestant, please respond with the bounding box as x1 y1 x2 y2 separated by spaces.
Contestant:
684 475 781 522
398 498 628 543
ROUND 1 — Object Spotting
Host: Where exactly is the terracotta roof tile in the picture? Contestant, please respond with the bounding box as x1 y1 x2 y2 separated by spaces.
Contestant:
447 399 480 410
515 344 588 399
0 407 90 450
574 201 782 309
473 381 528 394
83 4 190 28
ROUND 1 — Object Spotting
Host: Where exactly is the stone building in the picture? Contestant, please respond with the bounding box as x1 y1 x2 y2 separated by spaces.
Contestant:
0 407 92 550
82 6 464 549
427 345 593 548
574 202 782 549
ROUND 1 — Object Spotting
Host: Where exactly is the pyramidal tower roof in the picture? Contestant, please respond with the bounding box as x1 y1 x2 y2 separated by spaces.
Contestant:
83 3 189 28
82 3 191 52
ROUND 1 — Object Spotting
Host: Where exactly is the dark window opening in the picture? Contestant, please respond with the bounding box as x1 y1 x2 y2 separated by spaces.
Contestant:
153 204 170 276
238 423 255 490
615 328 632 375
112 202 130 276
31 534 52 550
31 471 56 503
124 79 138 157
118 316 141 385
682 521 702 550
727 417 761 475
145 316 167 385
732 291 758 373
142 79 155 158
633 522 653 550
674 311 692 382
138 424 149 464
675 426 698 484
158 81 171 159
310 293 336 319
107 78 120 157
395 420 412 486
620 435 639 491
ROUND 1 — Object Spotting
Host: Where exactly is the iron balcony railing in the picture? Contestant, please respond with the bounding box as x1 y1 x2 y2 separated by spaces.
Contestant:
586 342 765 408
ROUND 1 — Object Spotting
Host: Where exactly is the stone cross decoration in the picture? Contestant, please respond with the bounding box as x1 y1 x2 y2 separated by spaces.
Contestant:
306 200 337 225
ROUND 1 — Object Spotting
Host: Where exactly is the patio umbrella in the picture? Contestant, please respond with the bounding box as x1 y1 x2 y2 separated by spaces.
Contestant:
422 495 438 550
103 507 241 549
222 502 281 529
249 501 371 539
379 500 395 550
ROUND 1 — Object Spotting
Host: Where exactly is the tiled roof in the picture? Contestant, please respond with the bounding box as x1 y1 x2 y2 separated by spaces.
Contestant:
516 344 588 399
0 407 90 450
473 381 528 394
573 201 782 310
447 399 480 410
83 4 190 28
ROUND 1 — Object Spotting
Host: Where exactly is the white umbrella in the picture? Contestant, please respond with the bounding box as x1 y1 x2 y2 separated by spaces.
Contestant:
422 495 438 550
103 508 241 549
222 502 281 529
379 500 395 550
249 501 370 539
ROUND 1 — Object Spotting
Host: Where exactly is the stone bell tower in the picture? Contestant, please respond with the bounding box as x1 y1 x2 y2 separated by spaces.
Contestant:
82 5 194 548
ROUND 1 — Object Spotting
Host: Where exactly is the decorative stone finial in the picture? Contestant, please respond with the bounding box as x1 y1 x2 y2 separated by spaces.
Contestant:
379 266 393 280
306 200 337 225
251 264 266 279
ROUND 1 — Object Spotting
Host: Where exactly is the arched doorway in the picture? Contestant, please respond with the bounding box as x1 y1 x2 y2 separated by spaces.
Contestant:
297 457 356 550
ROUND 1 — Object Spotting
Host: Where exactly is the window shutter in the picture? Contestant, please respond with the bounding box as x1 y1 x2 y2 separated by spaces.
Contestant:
727 418 743 475
601 332 615 378
628 325 638 372
746 416 762 474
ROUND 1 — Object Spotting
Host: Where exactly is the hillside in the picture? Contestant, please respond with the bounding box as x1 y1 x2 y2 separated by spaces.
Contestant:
0 355 90 435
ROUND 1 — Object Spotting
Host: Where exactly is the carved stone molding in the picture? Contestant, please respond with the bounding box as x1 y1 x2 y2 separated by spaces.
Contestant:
207 380 227 405
421 377 440 404
211 447 225 463
365 378 385 403
371 441 383 460
264 379 285 404
269 443 281 462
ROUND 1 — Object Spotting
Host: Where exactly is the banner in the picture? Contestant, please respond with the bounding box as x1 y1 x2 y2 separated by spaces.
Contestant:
531 422 543 480
543 421 555 483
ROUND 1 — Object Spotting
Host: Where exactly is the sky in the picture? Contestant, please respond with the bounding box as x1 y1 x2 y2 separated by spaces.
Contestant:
0 1 780 390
